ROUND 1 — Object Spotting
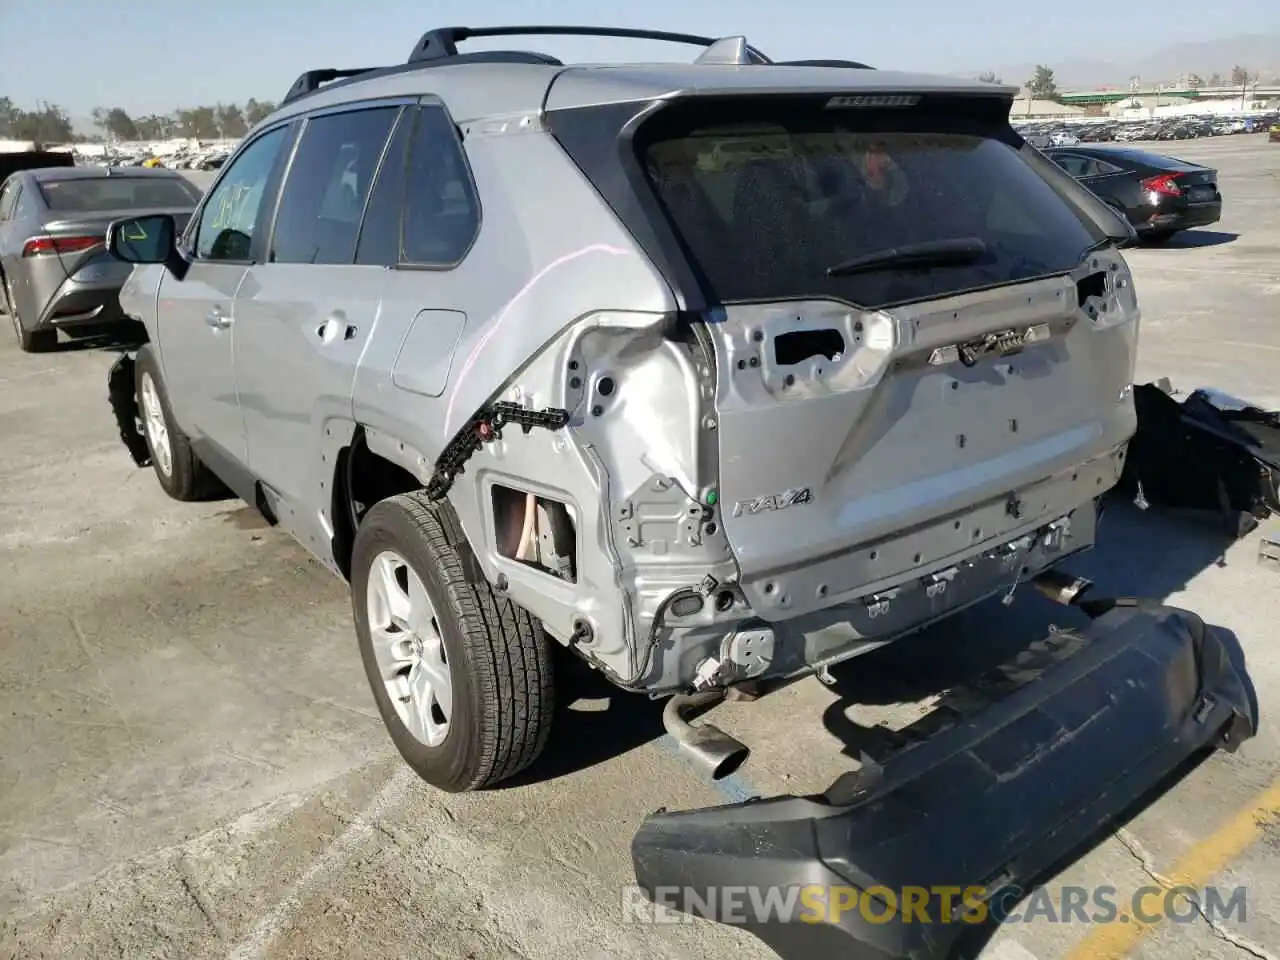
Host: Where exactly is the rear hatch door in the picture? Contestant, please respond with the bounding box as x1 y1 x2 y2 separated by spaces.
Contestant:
633 94 1139 617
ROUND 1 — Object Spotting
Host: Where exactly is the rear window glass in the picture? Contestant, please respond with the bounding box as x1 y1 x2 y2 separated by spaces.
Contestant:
37 176 200 213
637 103 1104 308
1091 148 1200 171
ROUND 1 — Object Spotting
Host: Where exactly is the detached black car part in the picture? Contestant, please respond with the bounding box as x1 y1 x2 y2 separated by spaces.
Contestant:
1119 382 1280 528
631 597 1255 960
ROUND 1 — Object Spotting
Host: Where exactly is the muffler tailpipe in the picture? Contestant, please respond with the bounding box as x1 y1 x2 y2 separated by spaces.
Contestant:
1031 568 1095 605
662 689 750 781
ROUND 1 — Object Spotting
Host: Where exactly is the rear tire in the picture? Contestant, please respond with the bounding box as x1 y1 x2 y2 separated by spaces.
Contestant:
133 344 221 501
3 275 57 353
351 492 555 792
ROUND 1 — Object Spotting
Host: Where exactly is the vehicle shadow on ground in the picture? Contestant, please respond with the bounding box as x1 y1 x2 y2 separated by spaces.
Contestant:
818 497 1259 764
497 648 668 788
1150 229 1239 249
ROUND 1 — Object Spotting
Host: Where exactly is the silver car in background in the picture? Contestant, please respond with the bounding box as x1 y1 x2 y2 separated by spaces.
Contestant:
0 167 200 351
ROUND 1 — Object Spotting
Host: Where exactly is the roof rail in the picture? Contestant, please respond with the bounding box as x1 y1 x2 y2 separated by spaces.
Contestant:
406 25 772 65
283 68 381 105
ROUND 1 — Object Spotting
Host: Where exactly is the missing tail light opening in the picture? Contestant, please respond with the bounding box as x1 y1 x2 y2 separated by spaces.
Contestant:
1076 271 1107 307
492 484 577 582
773 328 846 366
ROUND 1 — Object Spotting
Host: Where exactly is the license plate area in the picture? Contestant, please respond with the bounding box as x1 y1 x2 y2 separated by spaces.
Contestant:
1187 185 1216 203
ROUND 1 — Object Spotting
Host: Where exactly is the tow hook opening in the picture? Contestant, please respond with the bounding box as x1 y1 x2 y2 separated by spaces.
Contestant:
662 689 750 781
492 484 577 583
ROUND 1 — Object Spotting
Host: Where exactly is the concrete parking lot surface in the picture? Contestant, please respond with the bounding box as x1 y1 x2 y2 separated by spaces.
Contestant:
1 135 1278 960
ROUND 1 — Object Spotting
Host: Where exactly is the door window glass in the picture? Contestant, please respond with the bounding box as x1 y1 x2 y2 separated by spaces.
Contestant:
271 106 400 265
354 110 412 266
194 126 288 262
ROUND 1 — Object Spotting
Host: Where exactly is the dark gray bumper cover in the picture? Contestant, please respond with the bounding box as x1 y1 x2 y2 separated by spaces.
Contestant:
631 598 1256 960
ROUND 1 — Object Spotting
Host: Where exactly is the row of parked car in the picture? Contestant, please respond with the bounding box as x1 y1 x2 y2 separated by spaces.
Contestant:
1017 112 1279 146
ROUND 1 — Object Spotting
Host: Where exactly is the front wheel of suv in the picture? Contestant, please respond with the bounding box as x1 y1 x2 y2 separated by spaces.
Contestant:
351 492 555 791
133 344 221 501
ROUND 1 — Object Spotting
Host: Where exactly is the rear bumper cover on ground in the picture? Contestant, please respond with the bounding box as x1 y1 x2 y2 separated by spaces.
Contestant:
631 598 1255 960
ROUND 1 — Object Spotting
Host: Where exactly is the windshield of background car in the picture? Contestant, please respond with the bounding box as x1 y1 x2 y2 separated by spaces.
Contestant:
636 100 1105 309
36 176 201 213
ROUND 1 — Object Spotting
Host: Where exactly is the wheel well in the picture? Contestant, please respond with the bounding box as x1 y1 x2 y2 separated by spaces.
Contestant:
330 427 423 580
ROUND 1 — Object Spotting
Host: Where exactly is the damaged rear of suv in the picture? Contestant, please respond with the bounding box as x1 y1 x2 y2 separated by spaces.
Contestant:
548 83 1143 700
102 27 1253 960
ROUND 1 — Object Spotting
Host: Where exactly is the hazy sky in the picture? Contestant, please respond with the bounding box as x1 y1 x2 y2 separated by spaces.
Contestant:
3 0 1277 114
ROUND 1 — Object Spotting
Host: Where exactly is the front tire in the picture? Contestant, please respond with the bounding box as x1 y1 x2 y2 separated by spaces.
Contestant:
351 493 555 791
133 344 220 501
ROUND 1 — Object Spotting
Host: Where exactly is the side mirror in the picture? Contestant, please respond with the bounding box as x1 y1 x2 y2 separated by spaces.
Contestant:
106 213 189 280
106 214 175 265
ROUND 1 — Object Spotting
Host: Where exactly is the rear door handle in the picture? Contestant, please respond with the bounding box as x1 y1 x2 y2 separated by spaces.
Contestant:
206 306 232 329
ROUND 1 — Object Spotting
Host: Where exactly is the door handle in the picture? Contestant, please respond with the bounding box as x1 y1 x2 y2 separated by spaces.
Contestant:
206 306 232 329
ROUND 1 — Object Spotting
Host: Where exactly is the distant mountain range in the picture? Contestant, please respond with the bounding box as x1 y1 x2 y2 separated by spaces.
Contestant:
970 32 1280 90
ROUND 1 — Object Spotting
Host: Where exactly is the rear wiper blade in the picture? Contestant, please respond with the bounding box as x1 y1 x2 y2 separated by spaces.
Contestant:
826 237 987 278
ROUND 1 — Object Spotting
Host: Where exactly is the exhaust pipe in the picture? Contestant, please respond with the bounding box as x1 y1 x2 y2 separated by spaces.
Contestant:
1031 568 1095 605
662 690 750 780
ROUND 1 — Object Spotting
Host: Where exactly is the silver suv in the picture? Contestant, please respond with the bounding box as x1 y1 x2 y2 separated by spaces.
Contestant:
104 26 1142 794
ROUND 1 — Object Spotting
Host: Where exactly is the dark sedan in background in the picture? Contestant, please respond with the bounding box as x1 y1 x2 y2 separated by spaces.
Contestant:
1042 144 1223 244
0 166 200 352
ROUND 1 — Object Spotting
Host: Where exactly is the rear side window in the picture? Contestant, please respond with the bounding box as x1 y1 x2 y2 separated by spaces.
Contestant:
400 105 480 266
36 176 200 213
636 100 1105 309
271 105 400 265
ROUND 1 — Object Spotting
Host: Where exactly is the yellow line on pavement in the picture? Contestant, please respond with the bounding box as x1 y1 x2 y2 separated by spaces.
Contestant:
1065 778 1280 960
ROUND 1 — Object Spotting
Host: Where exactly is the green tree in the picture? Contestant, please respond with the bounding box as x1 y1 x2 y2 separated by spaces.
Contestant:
1230 65 1251 86
1026 65 1061 101
216 102 247 138
92 106 139 140
1209 72 1223 86
0 96 21 136
244 98 276 126
10 102 74 144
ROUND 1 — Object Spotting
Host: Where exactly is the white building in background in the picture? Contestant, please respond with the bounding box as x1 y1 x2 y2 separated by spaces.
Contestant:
1008 98 1088 119
1107 96 1276 119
